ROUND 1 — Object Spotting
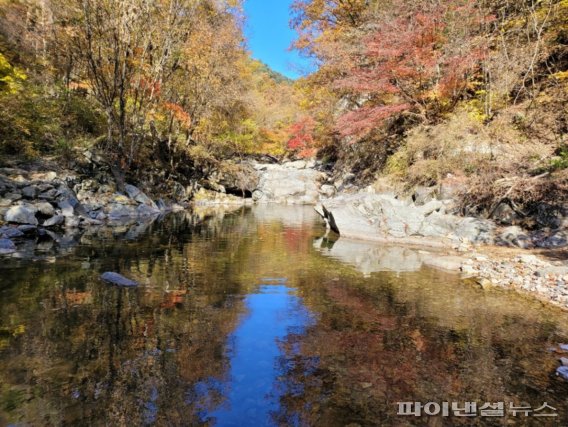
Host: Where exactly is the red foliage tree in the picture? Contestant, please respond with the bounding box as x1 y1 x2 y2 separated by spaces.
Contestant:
287 116 317 158
335 0 492 141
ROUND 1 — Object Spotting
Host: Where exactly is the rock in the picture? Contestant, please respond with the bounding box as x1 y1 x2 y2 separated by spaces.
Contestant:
124 184 142 199
4 192 22 202
100 272 139 287
38 189 58 201
65 216 80 228
284 160 307 169
107 204 138 219
5 205 38 225
319 192 495 245
413 186 437 206
21 185 39 199
35 202 55 217
43 215 65 227
124 184 158 208
0 238 16 255
255 165 322 204
491 202 519 225
17 225 37 234
499 226 532 249
319 184 336 198
136 204 160 217
0 198 12 207
454 217 495 244
556 366 568 381
0 226 24 239
537 232 568 249
58 199 75 217
560 357 568 367
477 278 493 290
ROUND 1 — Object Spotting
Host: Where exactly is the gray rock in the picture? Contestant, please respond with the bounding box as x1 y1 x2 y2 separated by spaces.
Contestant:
499 226 532 249
284 160 307 169
100 272 139 287
136 204 160 217
4 192 22 201
22 186 39 199
0 238 16 255
491 202 519 225
37 183 54 192
107 204 138 219
124 184 159 209
58 200 75 217
65 216 80 228
557 366 568 381
17 225 37 234
319 184 336 198
5 205 38 225
537 232 568 249
0 226 24 239
38 189 58 200
319 192 495 245
35 202 55 217
413 186 436 206
256 165 323 204
43 215 65 227
454 217 495 244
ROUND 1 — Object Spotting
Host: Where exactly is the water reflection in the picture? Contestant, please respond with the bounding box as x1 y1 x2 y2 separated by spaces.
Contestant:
0 206 568 426
194 283 314 426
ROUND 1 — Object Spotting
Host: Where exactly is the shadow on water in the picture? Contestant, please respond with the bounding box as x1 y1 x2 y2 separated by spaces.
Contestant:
0 205 568 426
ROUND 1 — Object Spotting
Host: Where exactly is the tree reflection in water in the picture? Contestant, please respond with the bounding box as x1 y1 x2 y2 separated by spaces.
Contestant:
0 206 567 426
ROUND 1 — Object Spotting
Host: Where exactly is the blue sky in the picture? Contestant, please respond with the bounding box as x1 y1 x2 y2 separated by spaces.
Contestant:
243 0 312 79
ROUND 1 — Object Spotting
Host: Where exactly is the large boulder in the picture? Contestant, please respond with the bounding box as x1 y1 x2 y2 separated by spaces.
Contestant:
318 193 495 245
255 163 323 205
124 184 159 209
5 205 38 225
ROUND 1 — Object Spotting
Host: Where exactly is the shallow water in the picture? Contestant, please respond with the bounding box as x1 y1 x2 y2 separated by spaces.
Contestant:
1 206 567 426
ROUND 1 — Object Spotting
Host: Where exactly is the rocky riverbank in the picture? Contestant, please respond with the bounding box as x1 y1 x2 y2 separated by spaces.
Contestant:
2 155 567 310
315 187 568 310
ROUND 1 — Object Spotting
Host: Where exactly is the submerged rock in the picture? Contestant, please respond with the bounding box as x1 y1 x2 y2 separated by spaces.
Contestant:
0 226 24 239
0 238 16 254
100 272 139 287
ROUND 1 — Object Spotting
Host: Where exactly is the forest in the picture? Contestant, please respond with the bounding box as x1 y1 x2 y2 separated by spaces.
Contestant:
0 0 567 213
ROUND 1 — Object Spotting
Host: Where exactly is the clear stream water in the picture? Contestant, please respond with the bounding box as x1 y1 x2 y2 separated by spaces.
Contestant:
1 206 567 426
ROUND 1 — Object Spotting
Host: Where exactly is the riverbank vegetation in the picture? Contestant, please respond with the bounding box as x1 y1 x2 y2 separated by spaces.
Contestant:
0 0 566 216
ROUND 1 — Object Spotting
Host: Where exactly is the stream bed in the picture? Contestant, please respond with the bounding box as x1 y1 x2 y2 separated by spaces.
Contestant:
1 206 567 426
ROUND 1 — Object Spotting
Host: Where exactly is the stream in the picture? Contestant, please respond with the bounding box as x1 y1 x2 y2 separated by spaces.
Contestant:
1 206 567 426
